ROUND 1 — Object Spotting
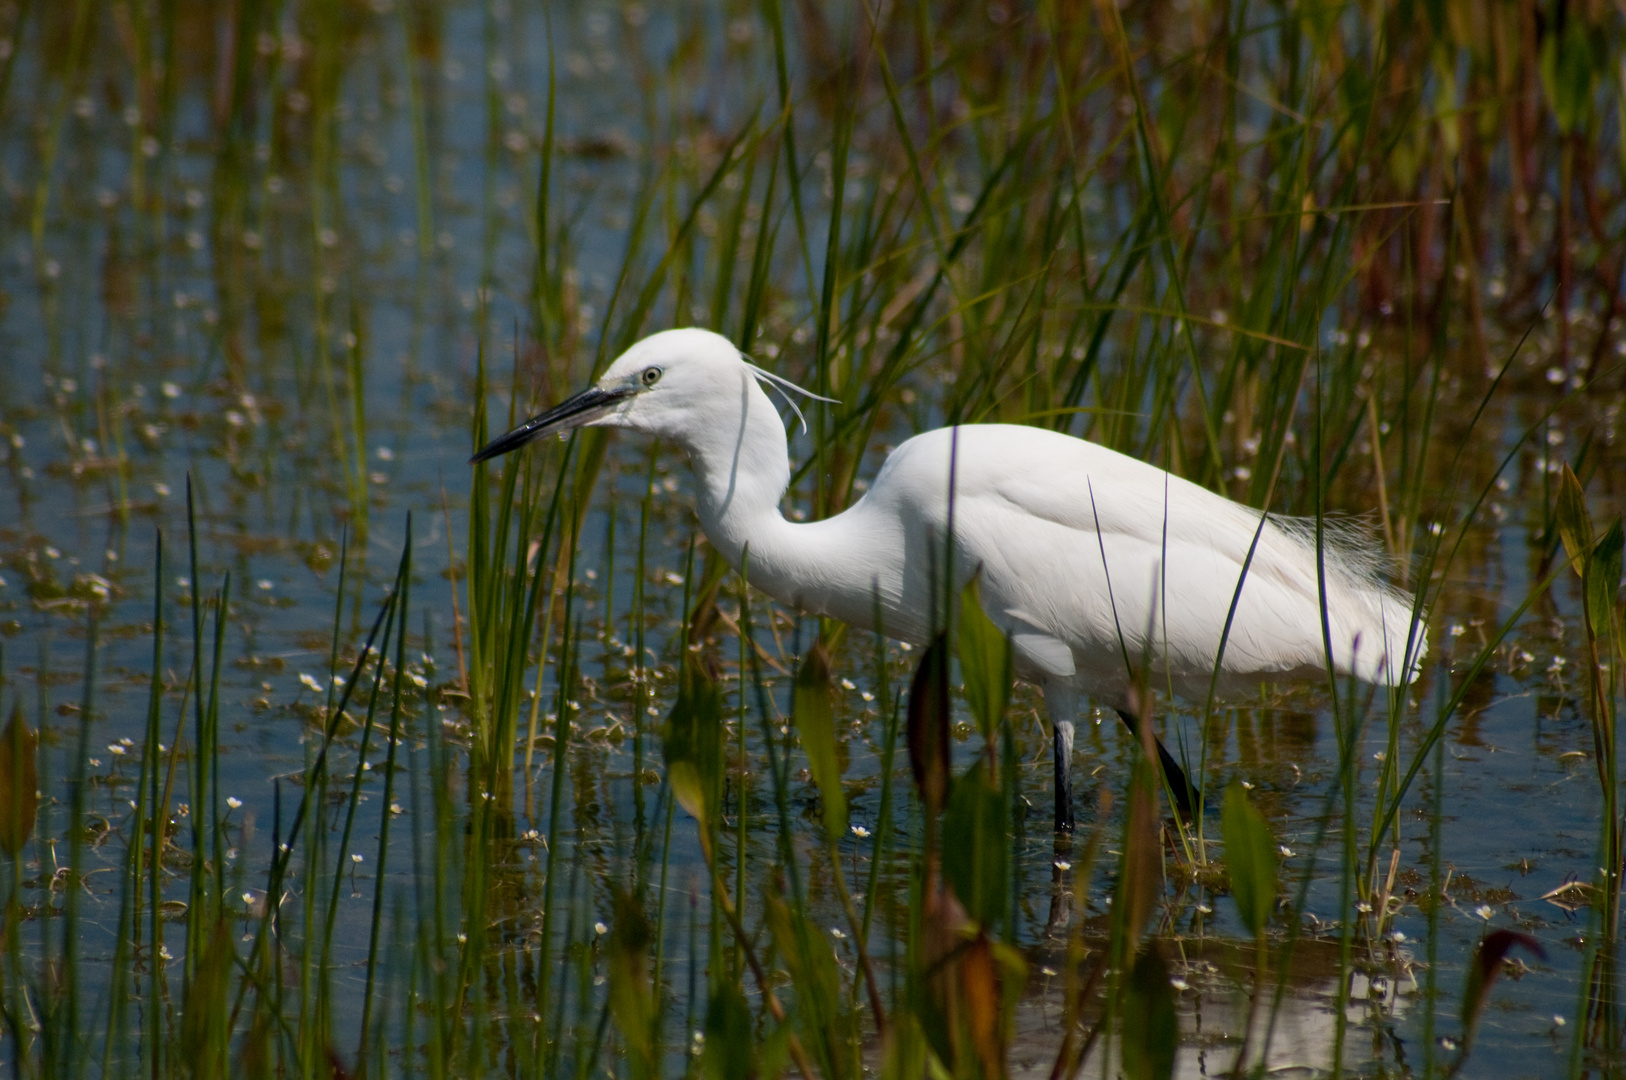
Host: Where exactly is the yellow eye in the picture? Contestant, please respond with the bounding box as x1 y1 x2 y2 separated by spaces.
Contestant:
641 366 663 386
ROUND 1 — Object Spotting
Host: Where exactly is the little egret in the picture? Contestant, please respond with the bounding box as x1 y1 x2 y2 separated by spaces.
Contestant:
473 328 1426 830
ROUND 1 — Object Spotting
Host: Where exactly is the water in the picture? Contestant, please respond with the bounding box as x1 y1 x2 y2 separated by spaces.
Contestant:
2 2 1624 1076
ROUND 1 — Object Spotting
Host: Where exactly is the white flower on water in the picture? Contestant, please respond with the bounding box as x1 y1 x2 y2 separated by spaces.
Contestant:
299 673 323 692
227 797 242 810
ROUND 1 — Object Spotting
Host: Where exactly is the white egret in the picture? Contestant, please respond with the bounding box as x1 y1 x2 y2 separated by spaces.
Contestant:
473 328 1426 830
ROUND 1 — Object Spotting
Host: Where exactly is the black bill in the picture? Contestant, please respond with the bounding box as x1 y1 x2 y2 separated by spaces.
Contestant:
469 384 633 464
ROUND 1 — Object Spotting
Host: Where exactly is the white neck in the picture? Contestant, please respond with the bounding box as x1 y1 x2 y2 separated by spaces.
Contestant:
679 375 795 565
667 375 897 631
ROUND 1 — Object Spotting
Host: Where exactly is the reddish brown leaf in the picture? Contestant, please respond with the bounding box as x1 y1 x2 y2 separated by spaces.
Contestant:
1116 766 1161 957
962 932 1004 1079
907 634 952 817
0 702 37 858
1459 929 1547 1064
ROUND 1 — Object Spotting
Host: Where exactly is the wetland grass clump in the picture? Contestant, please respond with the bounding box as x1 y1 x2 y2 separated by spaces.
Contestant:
3 0 1626 1076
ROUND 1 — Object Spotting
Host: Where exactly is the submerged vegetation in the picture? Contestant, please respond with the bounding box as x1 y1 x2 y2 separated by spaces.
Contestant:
2 0 1626 1075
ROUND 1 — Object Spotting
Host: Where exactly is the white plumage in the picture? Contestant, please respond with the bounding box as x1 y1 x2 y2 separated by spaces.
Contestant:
473 328 1428 829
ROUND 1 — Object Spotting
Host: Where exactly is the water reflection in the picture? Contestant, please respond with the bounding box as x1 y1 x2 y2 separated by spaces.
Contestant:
1013 937 1419 1078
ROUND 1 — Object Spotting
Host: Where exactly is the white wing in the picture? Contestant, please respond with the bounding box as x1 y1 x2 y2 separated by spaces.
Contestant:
870 425 1424 700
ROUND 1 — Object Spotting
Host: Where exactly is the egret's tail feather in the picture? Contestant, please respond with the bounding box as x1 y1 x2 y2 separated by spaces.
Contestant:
1339 594 1429 688
1283 518 1427 686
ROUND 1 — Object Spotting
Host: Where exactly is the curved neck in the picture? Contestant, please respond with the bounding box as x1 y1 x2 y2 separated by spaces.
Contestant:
670 372 900 634
677 374 795 567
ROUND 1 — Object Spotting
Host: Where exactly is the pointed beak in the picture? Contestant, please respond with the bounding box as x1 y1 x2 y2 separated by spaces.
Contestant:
469 384 633 463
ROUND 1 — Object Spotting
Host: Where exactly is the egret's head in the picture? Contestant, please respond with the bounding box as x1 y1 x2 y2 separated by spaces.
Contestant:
470 328 828 463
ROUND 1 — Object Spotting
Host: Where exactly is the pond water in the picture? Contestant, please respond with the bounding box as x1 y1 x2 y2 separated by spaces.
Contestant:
2 2 1625 1077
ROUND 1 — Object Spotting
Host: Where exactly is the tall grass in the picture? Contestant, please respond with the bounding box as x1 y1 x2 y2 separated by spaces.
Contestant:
2 0 1625 1076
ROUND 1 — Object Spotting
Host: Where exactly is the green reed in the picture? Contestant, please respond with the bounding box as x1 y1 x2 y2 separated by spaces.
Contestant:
6 0 1626 1075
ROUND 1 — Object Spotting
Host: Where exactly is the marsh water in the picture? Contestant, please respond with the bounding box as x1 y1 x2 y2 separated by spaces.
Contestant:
2 2 1625 1077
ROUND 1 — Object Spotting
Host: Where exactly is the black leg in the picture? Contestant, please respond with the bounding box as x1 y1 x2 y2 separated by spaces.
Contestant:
1052 718 1076 832
1114 708 1199 819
